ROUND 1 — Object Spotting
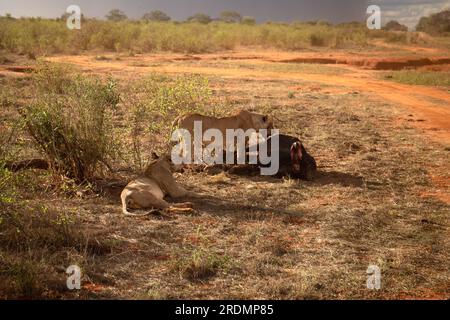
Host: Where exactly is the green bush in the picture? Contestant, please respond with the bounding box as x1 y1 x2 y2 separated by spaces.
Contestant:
416 10 450 36
383 20 408 32
123 74 213 169
22 63 120 181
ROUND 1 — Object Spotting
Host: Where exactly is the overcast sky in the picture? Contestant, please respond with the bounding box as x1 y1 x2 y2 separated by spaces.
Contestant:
0 0 448 29
373 0 449 29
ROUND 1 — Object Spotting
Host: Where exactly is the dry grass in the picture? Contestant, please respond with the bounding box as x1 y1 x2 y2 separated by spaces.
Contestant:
0 19 374 56
0 49 449 299
382 70 450 87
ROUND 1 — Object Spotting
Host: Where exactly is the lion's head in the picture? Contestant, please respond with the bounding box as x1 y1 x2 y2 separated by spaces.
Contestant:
236 110 273 131
144 153 173 178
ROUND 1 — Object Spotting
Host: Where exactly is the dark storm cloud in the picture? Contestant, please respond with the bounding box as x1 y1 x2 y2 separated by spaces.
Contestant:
0 0 368 22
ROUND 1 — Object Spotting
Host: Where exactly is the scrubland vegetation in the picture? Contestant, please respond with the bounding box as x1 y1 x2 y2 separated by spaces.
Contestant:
383 70 450 87
0 17 431 56
0 9 448 57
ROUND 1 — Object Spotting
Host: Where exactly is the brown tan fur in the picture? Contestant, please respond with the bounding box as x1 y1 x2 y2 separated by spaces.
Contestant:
174 109 273 137
120 156 195 216
173 110 273 161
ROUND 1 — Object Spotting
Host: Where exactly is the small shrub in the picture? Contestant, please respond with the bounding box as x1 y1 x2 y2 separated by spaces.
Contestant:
22 63 120 181
310 33 326 46
173 249 229 282
8 261 39 297
124 74 213 169
383 20 408 32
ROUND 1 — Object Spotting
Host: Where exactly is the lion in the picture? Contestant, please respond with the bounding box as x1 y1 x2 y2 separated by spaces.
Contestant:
174 109 273 137
172 109 273 163
120 154 195 216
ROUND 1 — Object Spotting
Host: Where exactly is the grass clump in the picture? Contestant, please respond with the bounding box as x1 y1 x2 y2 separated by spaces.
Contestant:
383 71 450 87
172 248 230 282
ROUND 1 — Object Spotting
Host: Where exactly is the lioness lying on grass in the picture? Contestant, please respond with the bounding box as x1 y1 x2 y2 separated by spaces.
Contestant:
120 154 195 216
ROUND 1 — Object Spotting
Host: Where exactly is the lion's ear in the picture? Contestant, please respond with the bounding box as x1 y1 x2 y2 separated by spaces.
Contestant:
151 152 159 160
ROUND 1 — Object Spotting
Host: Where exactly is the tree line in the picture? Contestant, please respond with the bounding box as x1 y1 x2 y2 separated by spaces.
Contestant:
65 8 450 34
104 9 255 25
2 8 449 35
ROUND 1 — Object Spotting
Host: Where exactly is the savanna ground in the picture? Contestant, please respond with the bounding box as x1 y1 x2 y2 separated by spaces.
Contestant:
0 35 449 299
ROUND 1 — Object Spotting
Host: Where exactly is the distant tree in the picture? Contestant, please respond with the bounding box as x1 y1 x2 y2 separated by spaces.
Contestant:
316 20 331 26
303 20 331 26
220 10 242 23
60 12 86 22
383 20 408 32
416 9 450 35
142 10 171 22
0 13 15 19
106 9 127 21
60 12 70 20
187 13 212 24
241 16 256 25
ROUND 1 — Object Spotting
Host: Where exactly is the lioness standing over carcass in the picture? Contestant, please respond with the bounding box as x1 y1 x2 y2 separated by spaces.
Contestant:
173 110 273 163
121 154 195 215
174 109 273 137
